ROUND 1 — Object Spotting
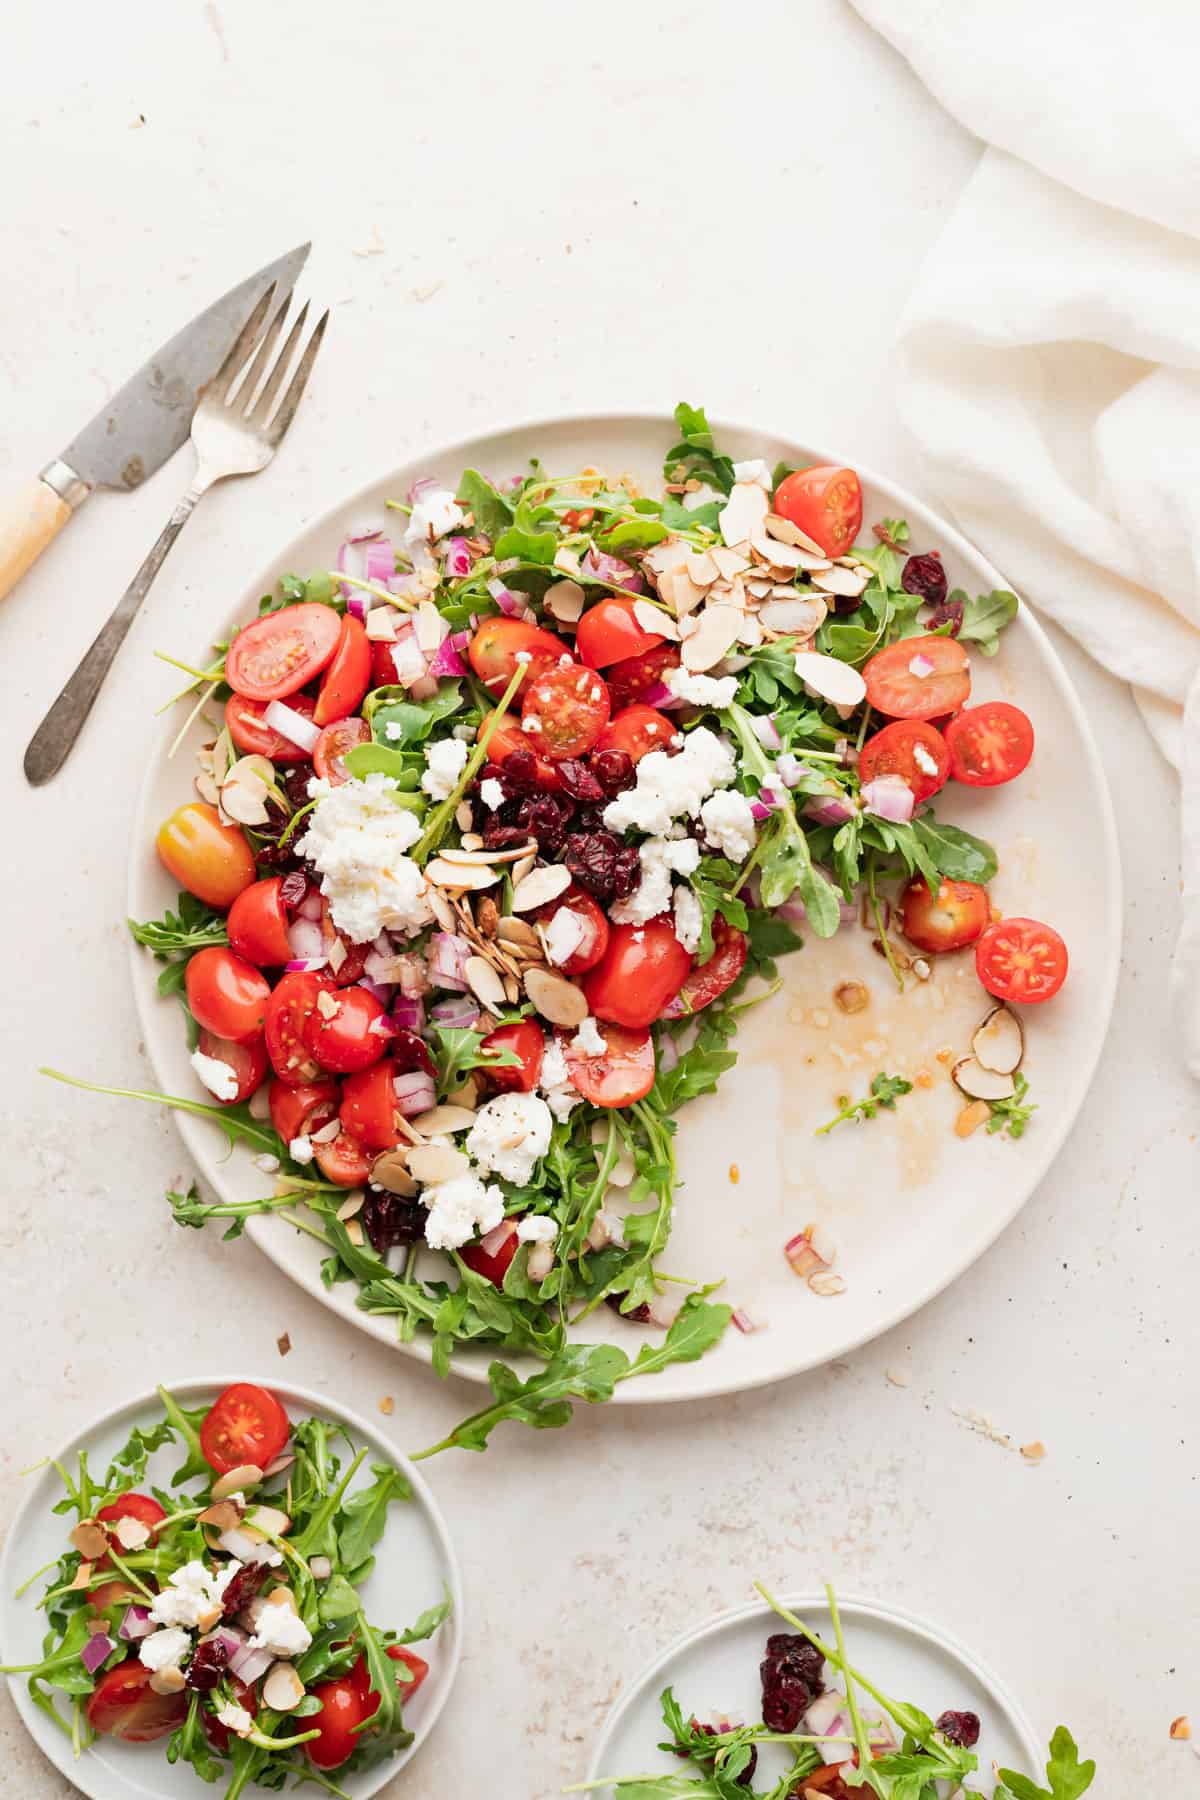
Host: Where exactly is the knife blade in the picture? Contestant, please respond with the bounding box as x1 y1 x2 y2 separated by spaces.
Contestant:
0 241 310 602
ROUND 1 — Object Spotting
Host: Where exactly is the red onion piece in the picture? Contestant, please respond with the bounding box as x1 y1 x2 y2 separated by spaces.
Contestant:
392 995 427 1034
362 950 396 986
263 1451 296 1477
81 1632 115 1674
358 977 393 1004
364 540 396 583
287 916 325 962
345 592 367 622
284 956 328 973
296 887 323 922
407 475 440 505
750 715 781 751
442 537 472 578
450 629 472 652
427 637 467 679
207 1625 248 1662
488 579 524 617
118 1605 154 1641
478 1218 517 1258
429 994 480 1030
775 752 811 788
581 547 643 593
264 699 321 754
861 774 915 824
368 1014 396 1040
229 1642 275 1686
393 1071 436 1117
428 932 472 992
731 1307 761 1334
802 794 856 828
346 523 382 545
395 953 430 1000
388 626 429 689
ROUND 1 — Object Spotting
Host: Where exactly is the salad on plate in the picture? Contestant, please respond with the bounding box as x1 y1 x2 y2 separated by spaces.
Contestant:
58 406 1070 1446
1 1382 449 1795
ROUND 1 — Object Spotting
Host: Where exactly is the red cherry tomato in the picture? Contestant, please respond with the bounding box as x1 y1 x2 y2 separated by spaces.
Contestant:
459 1218 519 1286
227 877 292 966
264 971 333 1085
666 917 748 1016
226 690 316 764
340 1060 402 1149
576 595 664 669
479 1020 545 1093
562 1022 656 1108
225 603 342 701
314 615 371 726
94 1493 167 1571
352 1647 430 1713
605 642 680 709
476 711 561 790
468 616 568 695
521 662 611 759
583 918 692 1029
796 1766 854 1798
88 1579 142 1610
863 635 971 722
313 716 370 785
269 1078 339 1143
157 803 257 910
945 702 1035 787
203 1679 257 1753
195 1027 269 1104
596 704 678 765
899 877 990 954
319 898 369 987
305 1673 372 1770
199 1382 289 1475
314 1129 374 1188
773 465 863 558
857 720 950 804
301 984 388 1074
86 1661 188 1743
975 917 1068 1004
185 946 271 1042
533 889 611 975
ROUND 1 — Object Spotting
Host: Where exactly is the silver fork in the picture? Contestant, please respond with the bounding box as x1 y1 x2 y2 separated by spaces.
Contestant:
24 285 330 785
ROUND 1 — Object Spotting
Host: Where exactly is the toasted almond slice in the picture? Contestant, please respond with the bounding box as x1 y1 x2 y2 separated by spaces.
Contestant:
365 606 399 641
503 975 520 1003
811 564 869 599
745 578 775 600
633 599 678 640
336 1191 365 1221
681 604 742 672
793 651 867 715
455 800 474 831
759 596 828 637
371 1150 418 1196
544 578 586 624
409 1104 478 1136
669 570 708 616
414 599 448 652
553 545 582 578
195 771 220 805
70 1521 110 1560
113 1516 151 1551
511 863 572 912
428 887 458 932
408 1143 471 1184
952 1057 1015 1102
69 1561 94 1591
199 1500 244 1531
718 481 769 545
497 915 541 949
513 852 536 885
654 567 678 610
972 1005 1024 1075
212 1463 264 1502
764 512 827 555
808 1271 847 1297
220 757 274 826
736 611 764 647
262 1663 305 1713
465 955 507 1009
345 1217 364 1245
460 832 485 852
311 1115 342 1144
426 857 499 890
684 549 719 586
708 544 751 580
524 967 589 1027
438 846 509 867
446 1074 481 1109
150 1667 188 1696
476 895 500 938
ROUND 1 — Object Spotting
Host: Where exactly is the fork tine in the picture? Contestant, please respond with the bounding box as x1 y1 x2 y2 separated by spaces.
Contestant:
230 292 292 415
208 282 277 402
266 309 330 444
248 302 309 428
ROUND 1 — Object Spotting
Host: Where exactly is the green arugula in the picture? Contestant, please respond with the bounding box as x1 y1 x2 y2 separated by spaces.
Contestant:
663 401 736 495
128 892 228 980
986 1071 1037 1139
957 588 1019 657
997 1729 1095 1800
455 468 514 540
815 1072 913 1136
364 679 464 746
726 703 841 935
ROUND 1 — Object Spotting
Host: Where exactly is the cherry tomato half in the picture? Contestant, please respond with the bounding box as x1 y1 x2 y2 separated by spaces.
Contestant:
185 946 271 1042
945 702 1035 787
86 1661 188 1743
596 704 678 765
459 1219 520 1286
199 1382 290 1475
195 1027 269 1104
857 720 950 804
305 1673 372 1770
313 716 370 785
480 1020 544 1094
521 662 611 759
157 803 257 910
301 984 388 1074
605 642 680 710
314 1129 374 1188
94 1493 167 1571
975 917 1068 1004
226 690 316 764
87 1580 142 1611
863 635 971 722
264 970 333 1085
562 1022 656 1108
227 877 292 967
583 917 692 1030
353 1646 430 1712
314 615 371 726
225 602 342 702
576 595 664 669
534 889 610 976
899 877 990 955
476 712 561 790
664 917 748 1016
468 616 568 695
796 1766 854 1799
319 898 369 987
773 465 863 558
340 1060 403 1150
269 1078 340 1143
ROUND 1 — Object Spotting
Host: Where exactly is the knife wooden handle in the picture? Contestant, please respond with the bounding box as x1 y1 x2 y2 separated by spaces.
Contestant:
0 479 72 601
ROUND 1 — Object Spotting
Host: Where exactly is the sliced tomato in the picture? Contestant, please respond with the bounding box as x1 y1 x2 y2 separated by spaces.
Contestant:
264 970 333 1085
226 690 316 764
975 917 1068 1004
185 946 270 1042
301 984 388 1073
562 1021 656 1108
226 603 342 702
88 1579 143 1610
583 918 692 1029
200 1382 290 1475
521 662 611 759
353 1646 430 1713
313 716 370 785
576 595 664 669
476 711 561 789
665 917 748 1016
533 889 610 975
605 642 680 709
269 1077 340 1143
156 803 257 910
94 1493 167 1571
899 877 990 954
468 616 568 695
459 1218 520 1286
857 720 949 804
227 876 292 966
195 1027 269 1104
86 1661 188 1742
479 1019 544 1093
596 704 678 765
795 1765 854 1798
340 1060 402 1150
314 1128 373 1187
863 635 971 722
773 466 863 558
319 898 369 987
945 702 1034 787
306 1673 373 1770
314 615 371 726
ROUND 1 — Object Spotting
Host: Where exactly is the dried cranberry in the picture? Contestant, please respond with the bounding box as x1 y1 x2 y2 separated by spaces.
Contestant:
901 551 948 606
565 831 616 900
926 593 964 636
605 1292 653 1324
283 764 316 810
482 823 533 851
936 1710 980 1748
760 1634 824 1732
362 1191 426 1253
495 748 539 793
220 1561 267 1621
591 748 635 796
611 845 640 899
279 869 308 910
185 1635 229 1692
390 1029 436 1078
518 795 572 857
555 759 605 804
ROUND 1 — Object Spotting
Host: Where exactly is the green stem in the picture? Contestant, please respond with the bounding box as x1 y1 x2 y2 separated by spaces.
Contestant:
412 662 524 865
334 570 417 612
866 853 903 991
828 1583 873 1773
40 1068 281 1157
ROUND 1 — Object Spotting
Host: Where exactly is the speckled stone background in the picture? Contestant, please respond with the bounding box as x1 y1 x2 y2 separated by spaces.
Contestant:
1 2 1196 1793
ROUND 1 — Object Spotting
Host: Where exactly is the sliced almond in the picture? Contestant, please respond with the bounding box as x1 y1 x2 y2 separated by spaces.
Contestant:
70 1522 110 1561
409 1103 478 1136
793 651 867 715
198 1500 244 1531
669 569 708 616
524 967 589 1027
113 1516 151 1551
513 852 537 886
414 599 448 652
633 598 679 640
441 839 534 866
497 916 541 950
336 1191 365 1221
503 974 520 1003
246 1504 291 1538
408 1143 471 1184
736 611 764 647
544 578 586 624
952 1057 1015 1102
972 1005 1024 1075
465 955 507 1009
194 771 220 805
684 549 719 586
311 1115 341 1144
426 857 499 891
764 512 827 556
219 756 274 827
262 1662 305 1713
211 1463 264 1502
759 596 828 637
460 832 485 852
708 544 752 580
428 886 458 932
811 564 869 599
553 545 582 578
455 800 474 831
149 1667 188 1696
371 1150 418 1196
511 863 572 912
69 1561 93 1591
365 606 398 641
750 530 829 575
345 1217 364 1245
437 845 507 867
954 1098 992 1138
446 1074 481 1109
808 1271 847 1297
681 604 742 673
717 482 769 545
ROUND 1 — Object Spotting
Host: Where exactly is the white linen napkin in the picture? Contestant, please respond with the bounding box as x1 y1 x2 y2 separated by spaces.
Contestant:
847 0 1200 1074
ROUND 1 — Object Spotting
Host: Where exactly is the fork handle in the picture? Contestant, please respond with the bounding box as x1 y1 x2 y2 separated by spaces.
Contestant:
23 479 208 786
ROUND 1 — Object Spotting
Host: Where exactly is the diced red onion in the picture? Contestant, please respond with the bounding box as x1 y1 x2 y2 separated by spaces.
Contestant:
428 932 472 992
393 1070 436 1116
407 476 441 505
285 956 328 973
368 1015 396 1041
229 1643 275 1686
581 547 643 593
731 1307 762 1335
345 592 367 622
389 627 429 689
296 887 323 922
81 1632 115 1675
784 1224 834 1277
775 752 811 788
641 681 675 708
392 995 427 1034
358 979 392 1005
429 993 480 1030
442 536 472 578
488 578 525 617
450 629 472 652
750 715 781 751
118 1605 153 1642
750 788 780 822
364 540 396 583
206 1626 248 1662
287 917 325 962
363 949 396 985
428 636 468 679
804 1692 856 1762
861 774 915 824
395 953 431 1000
479 1218 517 1258
802 794 856 828
264 699 321 754
346 523 382 545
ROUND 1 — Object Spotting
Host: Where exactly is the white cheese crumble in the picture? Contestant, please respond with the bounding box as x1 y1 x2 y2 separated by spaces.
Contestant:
672 884 703 954
248 1601 313 1660
466 1092 554 1184
602 726 735 838
421 735 469 800
516 1215 558 1244
732 457 774 489
297 773 432 944
538 1036 583 1121
289 1135 314 1165
479 776 505 811
663 666 738 709
404 485 464 548
149 1561 239 1630
216 1701 255 1739
139 1627 192 1673
699 789 758 862
571 1016 607 1057
190 1048 238 1102
421 1170 506 1251
544 906 587 966
610 833 701 926
912 744 938 777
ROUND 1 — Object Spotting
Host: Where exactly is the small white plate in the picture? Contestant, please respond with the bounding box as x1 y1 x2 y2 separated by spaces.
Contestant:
585 1590 1042 1793
0 1377 463 1800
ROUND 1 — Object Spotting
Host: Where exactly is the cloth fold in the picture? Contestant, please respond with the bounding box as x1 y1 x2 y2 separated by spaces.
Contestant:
848 0 1200 1074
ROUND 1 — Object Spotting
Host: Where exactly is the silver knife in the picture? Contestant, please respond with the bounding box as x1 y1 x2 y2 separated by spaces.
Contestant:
0 241 311 602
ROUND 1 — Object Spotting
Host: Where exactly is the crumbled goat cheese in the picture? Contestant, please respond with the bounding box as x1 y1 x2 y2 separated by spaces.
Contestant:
289 1135 314 1165
421 1170 506 1251
248 1601 313 1660
216 1701 255 1739
516 1215 558 1244
191 1048 238 1102
538 1037 583 1120
663 666 738 709
673 884 703 953
139 1627 192 1673
732 457 773 489
544 905 588 966
404 486 464 548
466 1092 554 1184
298 773 432 944
421 735 469 800
149 1561 239 1630
602 727 735 837
912 744 939 777
610 833 701 926
571 1016 607 1057
699 789 758 862
479 776 505 811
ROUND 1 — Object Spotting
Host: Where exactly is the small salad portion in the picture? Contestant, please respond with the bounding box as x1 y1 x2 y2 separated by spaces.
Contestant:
2 1383 450 1797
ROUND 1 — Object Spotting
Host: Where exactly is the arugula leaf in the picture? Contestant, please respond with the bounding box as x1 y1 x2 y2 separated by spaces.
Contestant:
689 858 750 961
815 1072 913 1135
396 1587 453 1645
455 469 514 540
957 587 1018 656
910 815 998 884
155 1385 214 1488
624 1295 731 1377
364 680 464 746
663 401 736 495
128 892 228 959
661 497 722 532
337 1463 412 1576
431 1026 521 1096
726 703 841 935
998 1728 1095 1800
341 742 424 787
495 493 558 565
745 910 804 963
986 1070 1037 1139
600 515 668 553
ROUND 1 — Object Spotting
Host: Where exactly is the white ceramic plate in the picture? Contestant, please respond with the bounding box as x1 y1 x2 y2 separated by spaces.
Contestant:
129 412 1121 1401
584 1590 1042 1792
0 1377 462 1799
